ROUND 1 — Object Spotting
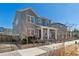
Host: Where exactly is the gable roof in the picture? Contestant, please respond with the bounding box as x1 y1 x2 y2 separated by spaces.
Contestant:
16 8 38 17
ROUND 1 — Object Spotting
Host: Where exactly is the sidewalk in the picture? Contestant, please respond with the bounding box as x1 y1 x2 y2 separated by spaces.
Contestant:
0 39 79 56
0 43 62 56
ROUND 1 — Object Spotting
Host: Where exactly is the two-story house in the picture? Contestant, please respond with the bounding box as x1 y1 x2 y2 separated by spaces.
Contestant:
13 8 68 41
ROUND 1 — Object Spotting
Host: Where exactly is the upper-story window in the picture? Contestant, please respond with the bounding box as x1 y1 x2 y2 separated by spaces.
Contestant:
42 21 48 26
26 15 31 22
31 17 36 23
44 22 48 26
15 19 18 25
26 14 36 23
37 18 42 25
15 14 20 25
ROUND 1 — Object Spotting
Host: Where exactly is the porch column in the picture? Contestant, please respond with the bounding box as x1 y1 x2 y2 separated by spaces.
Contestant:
47 29 49 40
66 32 67 40
55 30 57 40
41 28 43 40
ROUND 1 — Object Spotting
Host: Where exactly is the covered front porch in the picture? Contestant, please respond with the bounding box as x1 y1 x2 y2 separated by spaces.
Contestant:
35 26 58 41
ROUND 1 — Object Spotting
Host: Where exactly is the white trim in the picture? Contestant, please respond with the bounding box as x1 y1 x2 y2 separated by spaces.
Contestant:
26 14 36 24
55 30 58 40
47 29 49 39
41 28 43 40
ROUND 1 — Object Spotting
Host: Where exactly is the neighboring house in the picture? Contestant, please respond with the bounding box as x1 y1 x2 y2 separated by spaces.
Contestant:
13 8 68 41
0 27 12 35
0 27 5 34
50 23 69 41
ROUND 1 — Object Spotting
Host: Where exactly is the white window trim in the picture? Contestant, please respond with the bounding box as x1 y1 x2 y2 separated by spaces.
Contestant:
26 14 35 23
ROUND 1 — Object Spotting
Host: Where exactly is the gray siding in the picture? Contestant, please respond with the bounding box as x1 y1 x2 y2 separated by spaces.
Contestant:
13 9 37 36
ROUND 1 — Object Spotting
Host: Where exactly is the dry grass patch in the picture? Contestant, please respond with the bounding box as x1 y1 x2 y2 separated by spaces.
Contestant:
47 44 79 56
65 44 79 56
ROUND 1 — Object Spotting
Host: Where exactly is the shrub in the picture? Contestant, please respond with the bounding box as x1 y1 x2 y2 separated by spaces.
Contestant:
18 35 37 44
19 35 28 44
28 36 37 44
28 36 34 43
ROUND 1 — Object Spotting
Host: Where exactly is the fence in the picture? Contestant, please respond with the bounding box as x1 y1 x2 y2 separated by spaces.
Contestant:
0 35 11 42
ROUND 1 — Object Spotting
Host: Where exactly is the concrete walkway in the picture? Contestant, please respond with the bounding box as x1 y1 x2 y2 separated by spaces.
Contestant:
0 39 79 56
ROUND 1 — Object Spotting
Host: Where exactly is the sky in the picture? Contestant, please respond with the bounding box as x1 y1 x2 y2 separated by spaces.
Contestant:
0 3 79 29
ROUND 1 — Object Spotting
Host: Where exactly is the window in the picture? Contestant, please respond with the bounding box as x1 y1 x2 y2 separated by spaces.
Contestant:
35 18 38 24
35 18 42 25
31 17 36 23
28 29 30 35
31 29 35 35
15 14 21 25
35 29 39 38
26 14 31 22
15 18 18 25
42 22 48 26
26 14 36 23
27 16 31 22
15 18 19 25
41 19 49 26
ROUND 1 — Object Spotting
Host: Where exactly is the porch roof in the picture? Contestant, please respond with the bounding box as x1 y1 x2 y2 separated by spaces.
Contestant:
39 26 58 30
33 24 58 30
